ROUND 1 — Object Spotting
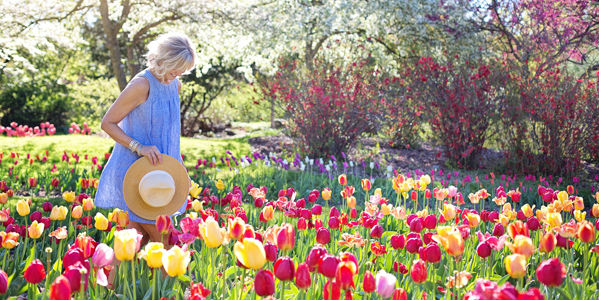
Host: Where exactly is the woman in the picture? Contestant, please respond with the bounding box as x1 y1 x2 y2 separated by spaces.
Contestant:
96 33 196 245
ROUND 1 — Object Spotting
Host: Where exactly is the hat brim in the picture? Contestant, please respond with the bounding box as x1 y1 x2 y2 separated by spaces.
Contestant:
123 154 189 221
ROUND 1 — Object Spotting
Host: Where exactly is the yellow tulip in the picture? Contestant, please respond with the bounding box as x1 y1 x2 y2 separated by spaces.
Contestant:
189 181 202 198
374 188 382 198
140 242 164 268
199 216 224 248
346 196 356 209
557 191 568 202
62 191 76 203
574 197 584 211
114 229 142 261
109 209 129 227
233 238 266 270
546 212 562 229
380 204 392 216
432 226 464 257
0 231 19 249
420 175 431 186
521 204 534 218
592 204 599 218
94 213 109 231
505 254 527 278
28 220 44 239
191 200 203 212
82 198 94 211
71 206 83 219
574 210 586 222
16 200 30 216
440 203 456 221
162 245 190 277
215 179 225 191
322 188 332 201
50 206 68 221
0 193 7 204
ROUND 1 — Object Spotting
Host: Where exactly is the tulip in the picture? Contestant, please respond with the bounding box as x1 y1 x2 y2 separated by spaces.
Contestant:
421 243 441 263
376 269 397 298
393 288 407 300
71 206 83 219
370 224 383 239
477 242 492 258
320 280 340 300
390 234 406 249
432 226 464 257
507 235 535 258
82 198 94 211
316 227 331 245
254 270 275 296
440 203 457 221
234 238 266 270
546 212 562 229
109 209 129 227
28 220 44 239
338 174 347 186
505 254 527 278
63 248 85 270
295 262 311 289
264 242 278 262
493 223 505 236
536 258 566 287
346 196 356 209
62 191 76 203
276 223 295 251
261 205 274 222
0 270 7 294
306 246 327 272
141 242 164 268
319 254 340 278
24 259 46 284
156 215 171 235
335 261 357 290
94 212 108 231
215 179 225 191
64 262 88 292
0 194 6 205
49 275 71 300
577 221 595 243
92 243 114 267
361 179 371 191
199 216 224 248
363 270 376 293
50 206 68 221
410 259 427 283
16 199 30 216
0 232 19 249
322 188 332 201
228 217 245 240
113 229 142 261
162 245 191 277
466 213 480 227
539 232 556 253
274 256 295 281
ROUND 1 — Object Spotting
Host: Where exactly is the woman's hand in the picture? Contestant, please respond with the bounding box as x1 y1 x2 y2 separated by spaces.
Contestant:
138 145 162 165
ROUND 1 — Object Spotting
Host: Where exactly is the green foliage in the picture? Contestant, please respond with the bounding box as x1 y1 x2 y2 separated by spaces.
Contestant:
67 77 120 129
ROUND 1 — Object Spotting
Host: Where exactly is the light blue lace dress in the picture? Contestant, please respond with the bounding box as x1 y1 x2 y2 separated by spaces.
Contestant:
95 69 186 224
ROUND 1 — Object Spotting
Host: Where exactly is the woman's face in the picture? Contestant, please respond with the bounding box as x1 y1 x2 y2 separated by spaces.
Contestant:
163 68 186 84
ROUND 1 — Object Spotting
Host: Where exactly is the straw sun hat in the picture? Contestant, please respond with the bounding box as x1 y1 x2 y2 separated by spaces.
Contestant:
123 154 189 220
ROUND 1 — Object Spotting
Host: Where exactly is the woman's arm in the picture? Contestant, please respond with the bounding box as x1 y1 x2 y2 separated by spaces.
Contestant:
101 77 162 165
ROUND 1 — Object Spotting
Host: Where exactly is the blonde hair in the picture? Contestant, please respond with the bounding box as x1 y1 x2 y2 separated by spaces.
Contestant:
145 33 197 78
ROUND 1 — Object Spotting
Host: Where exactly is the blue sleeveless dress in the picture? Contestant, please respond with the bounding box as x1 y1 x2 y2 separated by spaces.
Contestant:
95 69 186 224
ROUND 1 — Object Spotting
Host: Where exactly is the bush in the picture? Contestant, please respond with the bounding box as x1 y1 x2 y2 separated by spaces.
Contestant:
68 78 120 129
404 57 506 168
264 57 387 157
500 67 599 176
382 77 423 149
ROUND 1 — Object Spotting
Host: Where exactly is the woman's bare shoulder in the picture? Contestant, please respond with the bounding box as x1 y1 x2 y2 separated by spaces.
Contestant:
122 76 150 105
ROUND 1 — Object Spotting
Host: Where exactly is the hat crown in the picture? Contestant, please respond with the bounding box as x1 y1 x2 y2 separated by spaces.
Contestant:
138 170 175 208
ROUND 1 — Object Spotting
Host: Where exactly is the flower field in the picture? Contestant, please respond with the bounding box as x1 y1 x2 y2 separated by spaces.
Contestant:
0 139 598 300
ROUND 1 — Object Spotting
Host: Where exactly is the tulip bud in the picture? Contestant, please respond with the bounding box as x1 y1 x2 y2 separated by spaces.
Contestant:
393 288 407 300
536 258 566 287
316 227 331 245
578 221 595 243
92 243 114 268
276 223 295 251
410 259 427 283
319 254 340 278
493 223 505 237
338 174 347 186
0 270 7 294
50 275 72 300
274 257 295 281
295 262 311 289
156 215 172 235
363 270 376 293
24 259 46 284
376 269 397 298
370 224 383 239
264 242 278 262
539 232 556 253
254 270 275 296
477 242 492 258
505 254 527 278
306 246 327 272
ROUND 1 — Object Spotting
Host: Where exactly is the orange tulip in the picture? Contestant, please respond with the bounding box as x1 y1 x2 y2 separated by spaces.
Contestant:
465 213 480 228
577 221 595 243
346 196 356 209
322 188 332 201
539 231 556 253
338 174 347 186
440 203 456 222
506 235 534 258
261 206 274 222
0 232 19 249
507 221 529 239
432 226 464 257
361 179 371 191
228 217 246 240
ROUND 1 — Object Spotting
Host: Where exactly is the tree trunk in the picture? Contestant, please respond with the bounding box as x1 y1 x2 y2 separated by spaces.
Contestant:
99 0 128 91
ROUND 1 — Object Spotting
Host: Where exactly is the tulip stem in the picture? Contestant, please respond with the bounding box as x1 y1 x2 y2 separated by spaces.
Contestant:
281 280 286 300
131 259 137 300
153 268 158 300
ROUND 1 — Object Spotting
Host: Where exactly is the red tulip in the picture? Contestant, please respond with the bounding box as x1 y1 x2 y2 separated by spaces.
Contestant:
477 242 492 258
328 217 340 230
50 275 72 300
306 246 327 272
335 261 357 290
363 270 376 293
63 262 89 292
338 174 347 186
254 270 275 296
312 204 323 215
536 258 566 287
405 237 422 253
264 242 278 262
297 218 307 230
316 227 331 245
295 262 311 289
410 259 427 283
156 215 171 235
24 259 46 284
493 223 505 236
274 257 295 281
420 243 441 263
63 248 84 270
319 254 340 278
370 224 383 239
42 201 53 212
423 214 437 229
577 221 595 243
390 234 406 249
0 270 7 294
277 224 295 251
323 279 341 300
30 211 42 223
393 288 407 300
